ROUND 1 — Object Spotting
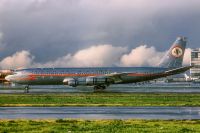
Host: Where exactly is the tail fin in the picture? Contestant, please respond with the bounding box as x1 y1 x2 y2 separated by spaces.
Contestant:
158 37 187 68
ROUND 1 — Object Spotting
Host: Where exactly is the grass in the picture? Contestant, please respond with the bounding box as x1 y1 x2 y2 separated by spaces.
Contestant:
0 119 200 133
0 93 200 106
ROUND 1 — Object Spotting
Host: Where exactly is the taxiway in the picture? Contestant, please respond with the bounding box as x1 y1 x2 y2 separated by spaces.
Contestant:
0 83 200 93
1 106 200 120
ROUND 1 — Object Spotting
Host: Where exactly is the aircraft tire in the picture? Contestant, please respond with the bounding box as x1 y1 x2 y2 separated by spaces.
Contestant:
94 85 106 92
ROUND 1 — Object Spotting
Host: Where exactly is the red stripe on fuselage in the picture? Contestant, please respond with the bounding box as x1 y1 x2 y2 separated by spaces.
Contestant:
16 75 36 81
127 73 165 77
30 73 103 77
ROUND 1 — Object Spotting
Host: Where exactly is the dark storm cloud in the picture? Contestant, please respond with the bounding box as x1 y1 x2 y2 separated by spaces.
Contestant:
0 0 200 63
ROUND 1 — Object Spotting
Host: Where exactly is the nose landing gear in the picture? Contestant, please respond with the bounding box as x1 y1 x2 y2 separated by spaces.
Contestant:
24 85 30 93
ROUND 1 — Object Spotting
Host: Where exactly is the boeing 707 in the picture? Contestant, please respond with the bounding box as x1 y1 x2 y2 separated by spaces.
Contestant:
5 37 192 92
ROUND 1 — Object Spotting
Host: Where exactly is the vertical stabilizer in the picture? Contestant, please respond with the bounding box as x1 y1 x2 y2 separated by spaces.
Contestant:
158 37 187 68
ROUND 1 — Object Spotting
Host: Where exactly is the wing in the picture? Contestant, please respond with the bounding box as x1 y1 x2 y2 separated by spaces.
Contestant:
101 72 129 83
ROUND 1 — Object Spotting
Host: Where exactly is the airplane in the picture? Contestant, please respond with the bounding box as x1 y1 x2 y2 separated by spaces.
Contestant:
5 37 192 92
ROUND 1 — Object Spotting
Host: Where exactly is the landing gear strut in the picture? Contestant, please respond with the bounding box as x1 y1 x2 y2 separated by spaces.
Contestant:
94 85 106 92
24 85 30 93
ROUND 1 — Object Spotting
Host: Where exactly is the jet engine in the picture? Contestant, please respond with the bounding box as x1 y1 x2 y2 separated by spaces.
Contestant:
85 77 109 85
63 77 111 87
63 78 78 87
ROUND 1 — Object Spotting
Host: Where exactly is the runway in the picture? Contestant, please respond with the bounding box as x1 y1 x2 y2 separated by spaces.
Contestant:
1 107 200 120
0 83 200 93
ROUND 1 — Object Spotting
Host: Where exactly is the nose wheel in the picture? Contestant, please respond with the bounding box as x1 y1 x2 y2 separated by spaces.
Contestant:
24 85 30 93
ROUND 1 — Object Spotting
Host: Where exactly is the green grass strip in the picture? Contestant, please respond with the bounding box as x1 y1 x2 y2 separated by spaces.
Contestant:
0 93 200 107
0 119 200 133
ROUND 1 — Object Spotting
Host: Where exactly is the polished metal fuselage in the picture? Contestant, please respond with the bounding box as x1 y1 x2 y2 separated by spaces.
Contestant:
7 67 170 85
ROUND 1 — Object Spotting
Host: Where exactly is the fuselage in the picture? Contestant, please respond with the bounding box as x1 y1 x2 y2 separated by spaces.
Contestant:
6 67 171 85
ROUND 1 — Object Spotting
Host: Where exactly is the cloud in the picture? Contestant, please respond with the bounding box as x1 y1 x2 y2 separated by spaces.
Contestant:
120 45 165 67
0 0 199 62
0 0 196 71
0 43 192 69
0 50 34 69
0 31 5 50
0 32 3 42
35 45 127 67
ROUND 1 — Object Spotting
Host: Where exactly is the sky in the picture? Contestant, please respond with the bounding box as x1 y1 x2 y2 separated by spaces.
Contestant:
0 0 199 69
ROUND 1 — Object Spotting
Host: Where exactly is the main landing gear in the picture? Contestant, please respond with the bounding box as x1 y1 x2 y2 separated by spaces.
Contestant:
24 85 30 93
93 85 106 92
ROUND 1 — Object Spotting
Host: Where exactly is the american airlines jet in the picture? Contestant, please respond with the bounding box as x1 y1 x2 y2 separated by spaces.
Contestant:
5 37 192 92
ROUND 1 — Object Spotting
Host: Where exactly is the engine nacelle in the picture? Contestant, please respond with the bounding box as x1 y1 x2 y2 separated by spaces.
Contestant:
63 78 78 87
63 77 110 87
86 77 109 85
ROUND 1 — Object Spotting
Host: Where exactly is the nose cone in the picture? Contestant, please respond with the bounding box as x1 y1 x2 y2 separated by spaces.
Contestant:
5 75 12 81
